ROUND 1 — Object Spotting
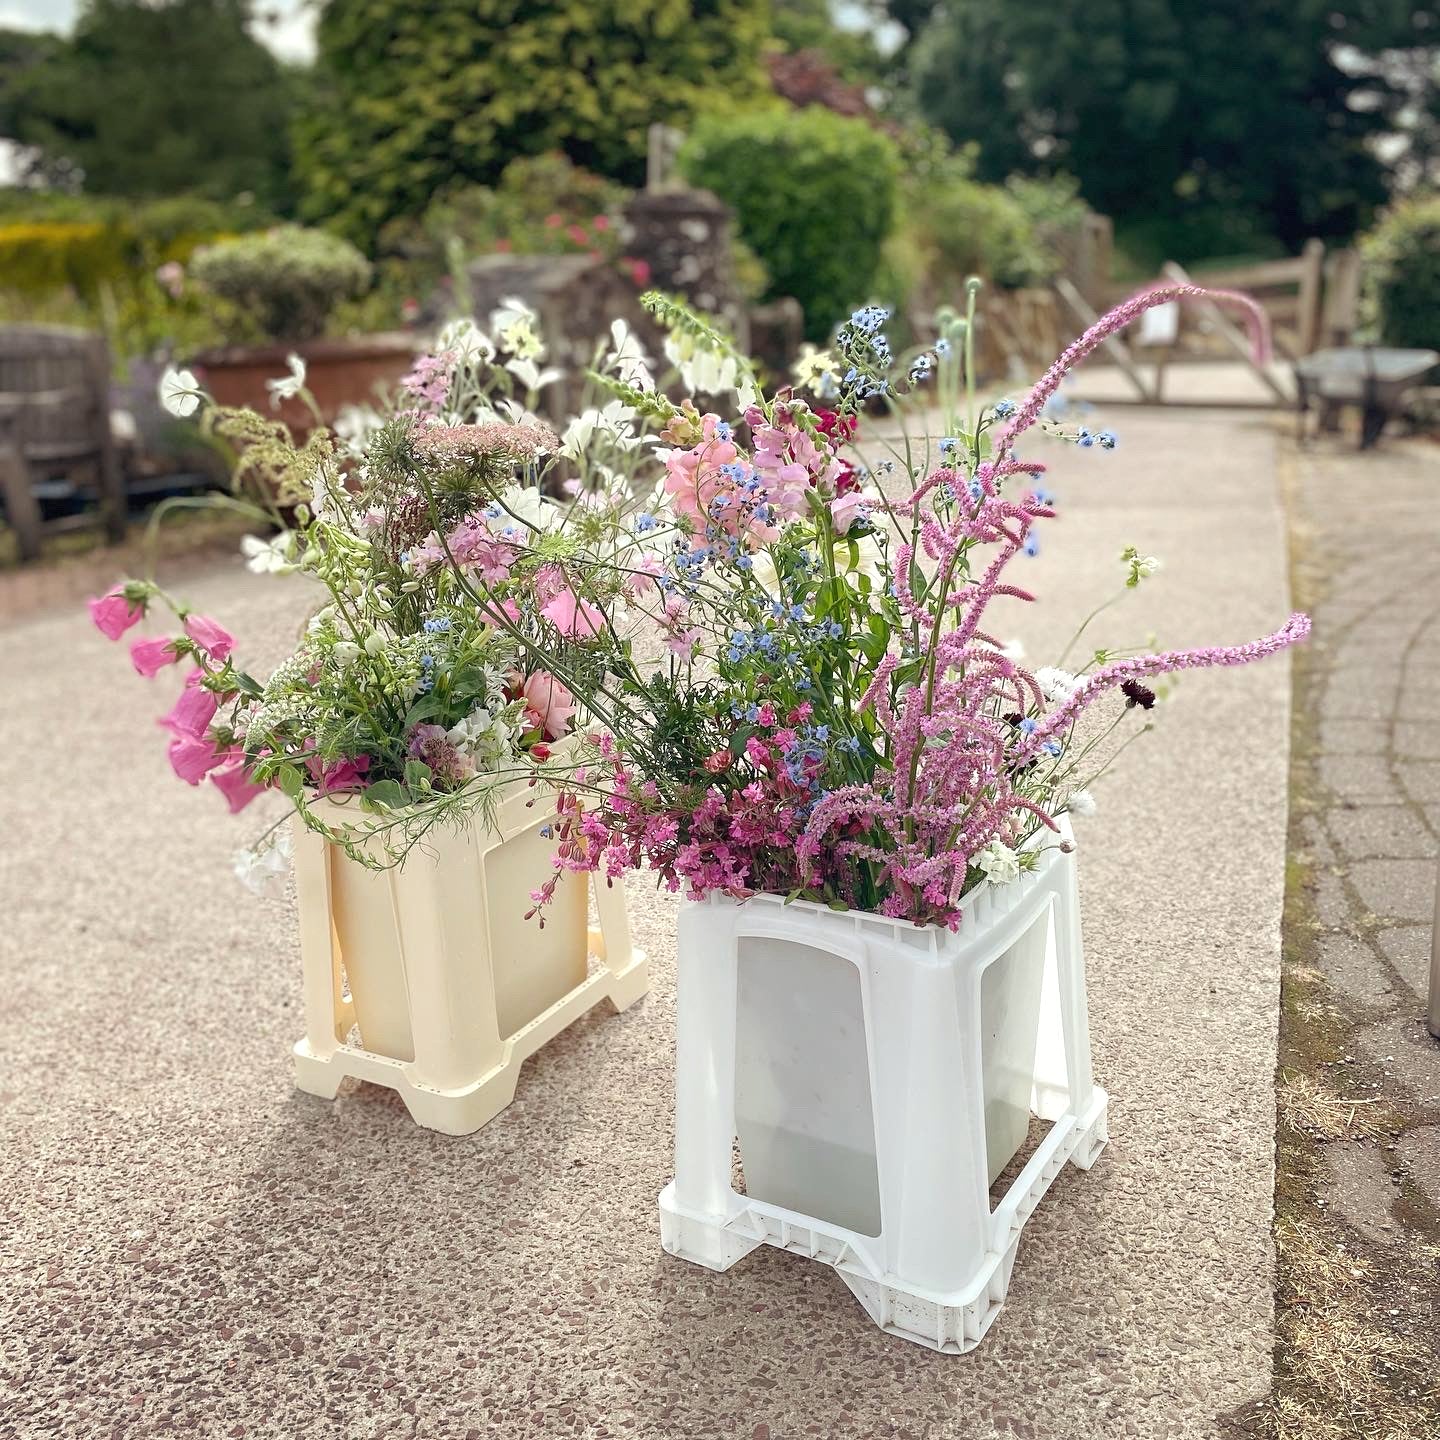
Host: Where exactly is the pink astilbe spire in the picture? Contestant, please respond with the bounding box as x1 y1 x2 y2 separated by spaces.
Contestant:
994 285 1273 455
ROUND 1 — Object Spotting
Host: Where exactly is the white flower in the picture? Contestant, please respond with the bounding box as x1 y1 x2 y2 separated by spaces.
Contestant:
606 319 654 391
793 344 840 398
437 317 494 365
1122 546 1161 587
560 400 638 462
241 531 296 575
491 296 543 360
333 403 384 448
310 462 341 518
505 356 563 393
265 353 307 405
1067 789 1097 818
842 533 887 589
976 841 1021 885
995 638 1025 662
1034 665 1079 703
664 332 745 397
158 366 203 418
233 830 292 896
332 640 361 669
495 483 560 533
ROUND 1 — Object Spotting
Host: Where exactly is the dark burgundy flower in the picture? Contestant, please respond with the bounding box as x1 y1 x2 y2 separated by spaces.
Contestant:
1121 680 1156 710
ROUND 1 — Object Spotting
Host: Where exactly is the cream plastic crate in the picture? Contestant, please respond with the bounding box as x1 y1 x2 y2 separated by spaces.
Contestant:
291 780 648 1135
658 818 1107 1353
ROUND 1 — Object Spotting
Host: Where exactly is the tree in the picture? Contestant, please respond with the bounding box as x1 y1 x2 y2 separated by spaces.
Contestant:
295 0 771 247
3 0 296 208
909 0 1431 262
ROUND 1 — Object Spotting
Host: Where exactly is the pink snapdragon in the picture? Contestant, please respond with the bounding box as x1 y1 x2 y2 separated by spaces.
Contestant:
88 589 144 640
829 491 870 536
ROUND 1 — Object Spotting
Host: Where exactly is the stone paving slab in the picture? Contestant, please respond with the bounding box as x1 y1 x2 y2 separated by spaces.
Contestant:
0 409 1296 1438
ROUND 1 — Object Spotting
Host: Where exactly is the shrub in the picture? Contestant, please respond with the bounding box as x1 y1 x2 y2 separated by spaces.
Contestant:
1360 192 1440 351
296 0 770 245
189 226 373 343
679 107 900 340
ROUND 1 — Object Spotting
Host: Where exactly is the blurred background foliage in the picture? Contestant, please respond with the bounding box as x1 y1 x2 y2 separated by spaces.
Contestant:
0 0 1437 358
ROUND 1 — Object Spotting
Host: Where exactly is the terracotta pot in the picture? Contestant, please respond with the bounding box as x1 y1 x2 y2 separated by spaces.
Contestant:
191 334 421 435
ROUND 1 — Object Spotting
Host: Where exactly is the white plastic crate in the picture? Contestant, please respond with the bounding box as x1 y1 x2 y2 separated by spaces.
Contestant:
291 780 648 1135
658 818 1107 1353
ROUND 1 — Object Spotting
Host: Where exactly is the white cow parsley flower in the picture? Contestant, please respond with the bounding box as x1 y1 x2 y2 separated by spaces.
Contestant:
1067 789 1097 818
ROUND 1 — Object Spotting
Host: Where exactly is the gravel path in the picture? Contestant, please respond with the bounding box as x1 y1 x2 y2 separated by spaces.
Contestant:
1 408 1295 1439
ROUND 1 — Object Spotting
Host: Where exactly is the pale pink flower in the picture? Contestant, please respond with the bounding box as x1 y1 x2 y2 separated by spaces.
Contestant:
519 671 578 740
541 588 606 639
829 491 870 536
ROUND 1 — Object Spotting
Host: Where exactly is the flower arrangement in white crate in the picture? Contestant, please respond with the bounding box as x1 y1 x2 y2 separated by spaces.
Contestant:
92 280 1306 1343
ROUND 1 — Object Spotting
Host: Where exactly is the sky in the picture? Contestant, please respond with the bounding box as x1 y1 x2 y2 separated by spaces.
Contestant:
0 0 319 60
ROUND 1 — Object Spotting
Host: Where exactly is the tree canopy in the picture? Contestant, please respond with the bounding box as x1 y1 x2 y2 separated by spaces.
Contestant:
295 0 772 246
909 0 1433 262
0 0 295 208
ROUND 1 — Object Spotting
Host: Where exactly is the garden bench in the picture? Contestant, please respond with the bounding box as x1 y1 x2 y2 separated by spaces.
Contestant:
0 324 125 562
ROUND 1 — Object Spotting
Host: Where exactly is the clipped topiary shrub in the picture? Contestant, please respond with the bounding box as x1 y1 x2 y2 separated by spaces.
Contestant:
189 225 372 343
1360 191 1440 352
679 107 901 341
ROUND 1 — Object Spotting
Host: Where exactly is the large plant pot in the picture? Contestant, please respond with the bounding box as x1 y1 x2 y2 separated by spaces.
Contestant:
290 779 649 1135
192 334 420 435
658 818 1108 1353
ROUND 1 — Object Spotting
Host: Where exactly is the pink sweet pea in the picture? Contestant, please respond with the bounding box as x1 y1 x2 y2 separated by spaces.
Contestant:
168 734 225 784
829 491 870 536
541 588 606 639
131 636 181 678
518 671 578 740
158 670 219 739
211 761 266 814
87 589 144 640
307 752 371 795
184 614 234 661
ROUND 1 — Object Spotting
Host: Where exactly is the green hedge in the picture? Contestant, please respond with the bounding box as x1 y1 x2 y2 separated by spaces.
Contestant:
1360 192 1440 352
680 107 900 341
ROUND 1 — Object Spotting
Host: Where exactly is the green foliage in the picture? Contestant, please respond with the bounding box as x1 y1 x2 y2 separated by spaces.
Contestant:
909 0 1416 261
1 0 296 209
189 226 373 343
0 191 278 360
381 153 630 275
1360 191 1440 350
881 143 1062 321
296 0 771 246
679 106 901 340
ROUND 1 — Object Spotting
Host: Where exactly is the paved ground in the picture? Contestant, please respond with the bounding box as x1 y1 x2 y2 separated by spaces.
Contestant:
1 409 1298 1439
1276 429 1440 1429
